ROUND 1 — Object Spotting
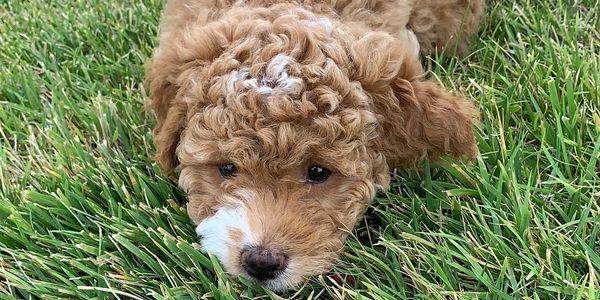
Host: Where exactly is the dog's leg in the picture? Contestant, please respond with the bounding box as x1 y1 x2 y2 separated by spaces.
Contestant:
408 0 486 56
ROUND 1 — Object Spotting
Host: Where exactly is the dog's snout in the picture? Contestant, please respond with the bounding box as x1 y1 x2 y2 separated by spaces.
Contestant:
240 246 288 281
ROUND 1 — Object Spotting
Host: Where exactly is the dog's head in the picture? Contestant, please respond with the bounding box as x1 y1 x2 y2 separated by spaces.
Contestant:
148 5 476 291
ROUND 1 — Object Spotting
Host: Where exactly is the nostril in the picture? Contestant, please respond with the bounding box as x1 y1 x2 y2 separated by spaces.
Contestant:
240 246 288 281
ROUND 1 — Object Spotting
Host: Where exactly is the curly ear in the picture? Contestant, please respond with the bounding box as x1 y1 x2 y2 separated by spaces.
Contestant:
348 30 477 166
152 100 187 176
378 78 478 167
146 56 185 176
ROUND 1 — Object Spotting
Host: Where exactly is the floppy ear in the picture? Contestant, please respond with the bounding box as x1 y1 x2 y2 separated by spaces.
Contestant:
151 99 187 176
147 6 233 176
146 56 186 176
378 77 478 166
349 31 478 167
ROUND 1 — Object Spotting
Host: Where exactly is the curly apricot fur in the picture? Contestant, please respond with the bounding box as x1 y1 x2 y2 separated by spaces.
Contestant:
147 0 485 291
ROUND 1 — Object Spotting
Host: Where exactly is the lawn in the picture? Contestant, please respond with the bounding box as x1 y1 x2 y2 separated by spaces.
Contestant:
1 0 599 299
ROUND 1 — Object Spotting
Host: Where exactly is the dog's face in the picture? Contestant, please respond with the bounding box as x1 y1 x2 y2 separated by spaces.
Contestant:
149 4 476 292
175 53 389 290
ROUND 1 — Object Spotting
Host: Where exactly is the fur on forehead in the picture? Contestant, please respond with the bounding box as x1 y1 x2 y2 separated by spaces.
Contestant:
152 2 425 178
167 5 410 173
165 3 415 110
178 107 380 175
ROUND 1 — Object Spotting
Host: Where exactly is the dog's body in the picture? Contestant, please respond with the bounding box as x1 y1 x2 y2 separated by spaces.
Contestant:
148 0 485 291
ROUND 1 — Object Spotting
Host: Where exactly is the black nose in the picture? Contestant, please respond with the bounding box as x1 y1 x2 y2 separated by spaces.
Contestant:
240 246 288 281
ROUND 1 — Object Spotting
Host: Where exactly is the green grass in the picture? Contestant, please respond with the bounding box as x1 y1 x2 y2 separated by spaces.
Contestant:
1 0 599 299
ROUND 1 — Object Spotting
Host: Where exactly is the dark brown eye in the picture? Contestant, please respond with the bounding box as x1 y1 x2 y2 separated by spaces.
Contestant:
218 163 237 179
307 165 331 183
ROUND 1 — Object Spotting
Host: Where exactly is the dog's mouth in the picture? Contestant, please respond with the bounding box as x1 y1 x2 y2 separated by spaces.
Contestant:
242 269 291 291
238 259 295 293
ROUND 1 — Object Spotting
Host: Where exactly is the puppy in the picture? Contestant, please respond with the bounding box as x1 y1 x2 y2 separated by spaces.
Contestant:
148 0 485 292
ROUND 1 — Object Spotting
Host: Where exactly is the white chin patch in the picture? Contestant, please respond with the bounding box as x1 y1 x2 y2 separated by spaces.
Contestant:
262 270 298 292
195 206 253 264
404 29 420 59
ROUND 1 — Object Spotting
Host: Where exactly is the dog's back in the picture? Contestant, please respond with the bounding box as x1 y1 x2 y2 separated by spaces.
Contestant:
159 0 485 56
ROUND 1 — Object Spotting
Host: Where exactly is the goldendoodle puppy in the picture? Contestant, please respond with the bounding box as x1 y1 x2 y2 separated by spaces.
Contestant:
148 0 485 292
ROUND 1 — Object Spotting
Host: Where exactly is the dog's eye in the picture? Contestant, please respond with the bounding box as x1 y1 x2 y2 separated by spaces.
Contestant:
218 163 237 179
307 165 331 183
